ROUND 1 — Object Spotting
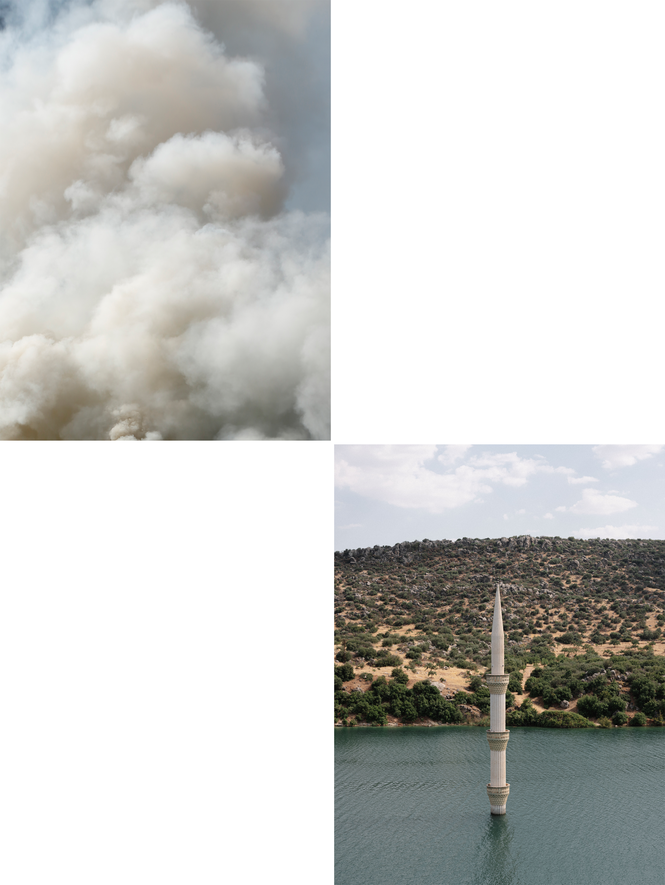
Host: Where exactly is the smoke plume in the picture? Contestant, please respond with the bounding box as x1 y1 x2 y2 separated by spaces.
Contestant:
0 0 330 439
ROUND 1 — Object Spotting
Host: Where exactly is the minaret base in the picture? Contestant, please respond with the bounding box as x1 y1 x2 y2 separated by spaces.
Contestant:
487 783 510 815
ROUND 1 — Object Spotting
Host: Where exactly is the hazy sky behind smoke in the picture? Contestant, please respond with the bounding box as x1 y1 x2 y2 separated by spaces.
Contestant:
335 445 665 549
0 0 330 439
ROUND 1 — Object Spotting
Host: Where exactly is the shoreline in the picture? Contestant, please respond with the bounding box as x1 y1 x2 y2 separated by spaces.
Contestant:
335 721 665 729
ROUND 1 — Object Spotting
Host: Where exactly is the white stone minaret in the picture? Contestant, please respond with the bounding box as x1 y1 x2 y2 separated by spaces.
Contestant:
486 584 510 814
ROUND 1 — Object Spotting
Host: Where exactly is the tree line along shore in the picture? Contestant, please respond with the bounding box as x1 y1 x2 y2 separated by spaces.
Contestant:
334 536 665 728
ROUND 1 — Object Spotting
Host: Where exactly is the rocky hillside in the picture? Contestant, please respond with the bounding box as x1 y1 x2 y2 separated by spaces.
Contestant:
333 535 665 726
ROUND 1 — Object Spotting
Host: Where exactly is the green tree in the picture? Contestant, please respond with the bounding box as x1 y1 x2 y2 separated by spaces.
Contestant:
508 671 523 693
374 651 402 668
577 694 608 719
365 704 388 726
335 662 354 682
643 698 665 718
391 667 409 684
605 695 626 715
629 675 658 709
401 700 418 722
525 676 545 698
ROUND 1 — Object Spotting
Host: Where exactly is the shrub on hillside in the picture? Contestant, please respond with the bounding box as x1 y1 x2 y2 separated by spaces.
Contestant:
577 694 608 719
411 681 463 723
508 671 523 693
542 685 572 708
640 628 661 641
399 699 418 722
525 676 545 698
335 663 354 682
374 651 402 668
353 697 387 725
506 705 540 727
629 674 662 708
538 711 594 728
605 695 626 715
643 698 665 718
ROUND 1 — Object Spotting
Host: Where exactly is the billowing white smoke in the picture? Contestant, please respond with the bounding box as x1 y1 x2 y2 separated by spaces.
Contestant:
0 0 329 439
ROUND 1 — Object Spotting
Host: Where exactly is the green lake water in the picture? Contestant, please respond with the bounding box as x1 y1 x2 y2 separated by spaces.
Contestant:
335 726 664 885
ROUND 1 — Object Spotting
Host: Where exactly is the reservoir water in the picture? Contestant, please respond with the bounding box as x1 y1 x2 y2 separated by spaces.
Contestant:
335 726 665 885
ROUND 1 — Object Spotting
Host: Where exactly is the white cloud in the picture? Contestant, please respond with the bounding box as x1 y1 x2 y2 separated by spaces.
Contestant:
592 445 663 470
516 508 526 515
567 475 598 485
555 505 567 512
335 447 575 514
569 488 637 515
437 444 472 466
463 452 543 487
574 524 659 540
335 445 489 513
543 512 554 519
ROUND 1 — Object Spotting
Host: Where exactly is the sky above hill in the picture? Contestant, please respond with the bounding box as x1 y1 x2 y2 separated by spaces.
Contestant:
335 444 665 550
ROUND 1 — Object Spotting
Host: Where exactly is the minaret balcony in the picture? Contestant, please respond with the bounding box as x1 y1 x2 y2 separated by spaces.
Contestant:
486 730 510 751
486 783 510 811
486 674 510 694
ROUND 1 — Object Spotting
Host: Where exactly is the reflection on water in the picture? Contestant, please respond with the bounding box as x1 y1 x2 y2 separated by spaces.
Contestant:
471 814 519 885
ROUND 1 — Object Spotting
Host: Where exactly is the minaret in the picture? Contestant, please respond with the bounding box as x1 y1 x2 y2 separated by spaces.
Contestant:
486 584 510 814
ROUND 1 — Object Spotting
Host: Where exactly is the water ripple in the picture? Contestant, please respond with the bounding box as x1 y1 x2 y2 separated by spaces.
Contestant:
336 726 665 885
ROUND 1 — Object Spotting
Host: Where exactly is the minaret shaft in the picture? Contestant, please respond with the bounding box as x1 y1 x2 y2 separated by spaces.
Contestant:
490 694 506 732
486 584 509 815
490 750 506 786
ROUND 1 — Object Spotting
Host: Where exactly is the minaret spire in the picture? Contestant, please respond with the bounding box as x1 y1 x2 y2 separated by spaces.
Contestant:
490 583 505 675
486 584 510 814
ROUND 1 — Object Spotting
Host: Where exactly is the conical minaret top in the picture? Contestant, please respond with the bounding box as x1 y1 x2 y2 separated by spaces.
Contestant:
491 584 505 675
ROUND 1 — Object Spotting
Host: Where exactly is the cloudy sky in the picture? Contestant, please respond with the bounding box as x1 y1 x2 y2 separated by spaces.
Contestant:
335 444 665 550
0 0 329 439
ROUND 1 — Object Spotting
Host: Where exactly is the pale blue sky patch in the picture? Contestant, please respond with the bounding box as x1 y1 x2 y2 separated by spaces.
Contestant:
335 444 665 549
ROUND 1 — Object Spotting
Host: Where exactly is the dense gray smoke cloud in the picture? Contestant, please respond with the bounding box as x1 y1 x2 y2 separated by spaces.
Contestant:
0 0 329 439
